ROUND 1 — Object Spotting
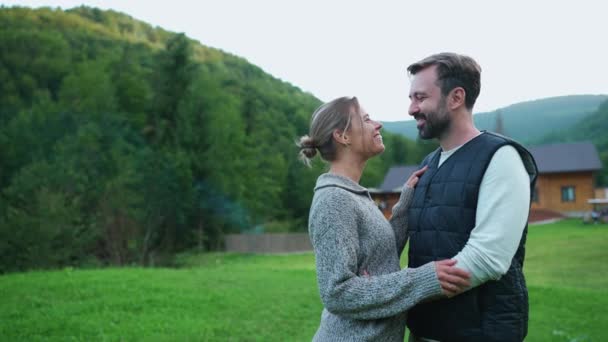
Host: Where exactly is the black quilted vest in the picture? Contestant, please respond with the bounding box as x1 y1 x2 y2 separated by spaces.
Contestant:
406 132 538 342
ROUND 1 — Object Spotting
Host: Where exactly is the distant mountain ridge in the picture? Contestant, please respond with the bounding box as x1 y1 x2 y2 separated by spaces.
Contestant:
382 94 608 144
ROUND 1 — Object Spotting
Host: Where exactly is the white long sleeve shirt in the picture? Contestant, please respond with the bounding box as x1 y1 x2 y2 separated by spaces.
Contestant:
438 140 531 288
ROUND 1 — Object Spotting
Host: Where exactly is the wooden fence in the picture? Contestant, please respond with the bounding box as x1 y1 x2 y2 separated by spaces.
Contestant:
224 233 312 253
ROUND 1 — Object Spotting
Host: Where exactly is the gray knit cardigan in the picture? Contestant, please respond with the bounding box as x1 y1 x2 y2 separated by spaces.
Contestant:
308 173 442 342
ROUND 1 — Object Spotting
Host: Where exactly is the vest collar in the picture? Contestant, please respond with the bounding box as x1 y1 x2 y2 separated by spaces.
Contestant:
439 131 486 153
432 131 488 169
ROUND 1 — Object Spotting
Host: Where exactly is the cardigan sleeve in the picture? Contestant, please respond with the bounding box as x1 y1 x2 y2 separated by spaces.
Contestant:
388 186 415 256
309 189 442 320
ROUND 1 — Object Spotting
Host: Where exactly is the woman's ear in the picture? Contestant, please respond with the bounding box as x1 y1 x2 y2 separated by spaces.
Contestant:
333 129 350 146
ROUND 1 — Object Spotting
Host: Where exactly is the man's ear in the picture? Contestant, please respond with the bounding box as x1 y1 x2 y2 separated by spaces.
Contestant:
449 87 466 110
333 129 349 146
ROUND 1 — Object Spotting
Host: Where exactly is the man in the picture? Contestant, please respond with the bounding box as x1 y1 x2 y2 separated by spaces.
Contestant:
404 53 538 342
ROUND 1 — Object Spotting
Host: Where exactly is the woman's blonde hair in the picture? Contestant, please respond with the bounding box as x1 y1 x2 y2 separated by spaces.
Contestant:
297 96 360 167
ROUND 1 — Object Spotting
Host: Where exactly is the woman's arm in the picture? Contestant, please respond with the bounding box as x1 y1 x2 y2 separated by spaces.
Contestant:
309 188 442 321
388 166 427 255
388 186 414 256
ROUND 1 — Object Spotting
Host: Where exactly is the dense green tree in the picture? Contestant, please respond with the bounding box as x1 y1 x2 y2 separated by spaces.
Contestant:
58 60 118 114
152 33 195 145
0 160 90 272
111 45 153 129
0 28 71 117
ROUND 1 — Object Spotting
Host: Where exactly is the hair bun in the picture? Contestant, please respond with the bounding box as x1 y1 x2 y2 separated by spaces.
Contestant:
297 135 318 165
298 135 316 148
300 146 317 159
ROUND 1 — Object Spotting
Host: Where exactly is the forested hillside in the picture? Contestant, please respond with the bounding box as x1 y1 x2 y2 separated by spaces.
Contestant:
383 95 607 143
0 6 429 271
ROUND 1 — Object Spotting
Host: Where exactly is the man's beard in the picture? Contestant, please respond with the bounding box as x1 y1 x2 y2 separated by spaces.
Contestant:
417 99 451 140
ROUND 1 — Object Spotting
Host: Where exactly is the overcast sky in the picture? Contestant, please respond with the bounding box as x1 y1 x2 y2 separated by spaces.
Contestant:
3 0 608 121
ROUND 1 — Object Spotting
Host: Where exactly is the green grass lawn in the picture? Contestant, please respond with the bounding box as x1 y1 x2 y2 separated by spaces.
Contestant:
522 220 608 342
1 219 607 341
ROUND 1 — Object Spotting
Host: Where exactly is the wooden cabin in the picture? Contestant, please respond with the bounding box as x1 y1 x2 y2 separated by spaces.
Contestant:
528 142 602 217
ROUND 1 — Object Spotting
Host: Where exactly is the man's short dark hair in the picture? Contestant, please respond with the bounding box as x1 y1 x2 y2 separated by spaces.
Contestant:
407 52 481 110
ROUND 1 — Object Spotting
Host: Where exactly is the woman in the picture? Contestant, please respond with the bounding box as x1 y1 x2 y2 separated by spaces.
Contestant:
298 96 470 341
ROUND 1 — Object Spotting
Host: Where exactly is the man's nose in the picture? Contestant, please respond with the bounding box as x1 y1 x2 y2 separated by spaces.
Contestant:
408 102 419 116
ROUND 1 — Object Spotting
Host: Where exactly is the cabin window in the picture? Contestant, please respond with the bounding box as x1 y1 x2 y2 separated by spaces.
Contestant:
561 186 575 202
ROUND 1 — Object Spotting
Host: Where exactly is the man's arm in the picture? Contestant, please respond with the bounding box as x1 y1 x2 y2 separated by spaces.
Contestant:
453 145 531 288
